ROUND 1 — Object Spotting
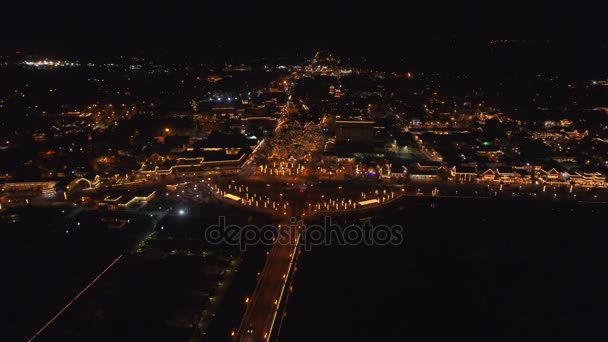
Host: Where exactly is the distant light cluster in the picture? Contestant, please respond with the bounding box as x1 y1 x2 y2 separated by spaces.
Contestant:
22 60 79 68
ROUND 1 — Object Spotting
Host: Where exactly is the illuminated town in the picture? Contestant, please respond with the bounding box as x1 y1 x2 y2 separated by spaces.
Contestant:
3 3 608 341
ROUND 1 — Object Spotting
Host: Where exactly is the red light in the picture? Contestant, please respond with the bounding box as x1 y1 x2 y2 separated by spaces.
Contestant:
15 50 21 54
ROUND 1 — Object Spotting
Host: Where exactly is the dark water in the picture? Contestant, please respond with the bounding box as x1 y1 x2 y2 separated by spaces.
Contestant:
1 208 141 341
280 198 608 342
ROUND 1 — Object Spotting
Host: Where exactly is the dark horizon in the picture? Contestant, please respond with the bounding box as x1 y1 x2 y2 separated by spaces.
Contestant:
5 40 608 77
3 0 607 51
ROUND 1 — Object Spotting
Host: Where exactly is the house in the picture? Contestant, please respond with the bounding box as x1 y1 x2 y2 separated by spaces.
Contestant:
496 167 516 183
513 168 532 184
450 165 478 183
538 168 566 184
480 168 497 182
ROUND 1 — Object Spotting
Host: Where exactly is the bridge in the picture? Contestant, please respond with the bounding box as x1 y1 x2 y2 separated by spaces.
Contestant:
233 224 300 342
233 194 305 342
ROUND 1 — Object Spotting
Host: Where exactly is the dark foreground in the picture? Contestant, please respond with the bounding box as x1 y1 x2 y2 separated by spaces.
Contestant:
280 198 608 342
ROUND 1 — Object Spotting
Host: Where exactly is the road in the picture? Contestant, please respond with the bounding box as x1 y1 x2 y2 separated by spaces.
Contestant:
234 224 299 342
234 192 304 342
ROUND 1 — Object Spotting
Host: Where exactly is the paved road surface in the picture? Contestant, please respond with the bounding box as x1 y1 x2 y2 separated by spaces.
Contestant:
235 225 299 342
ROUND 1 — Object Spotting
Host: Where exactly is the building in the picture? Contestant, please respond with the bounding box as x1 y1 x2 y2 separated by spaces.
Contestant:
1 181 59 194
565 130 588 141
66 175 101 192
310 50 338 74
450 166 478 182
480 168 497 182
415 161 445 171
496 167 516 183
388 164 408 179
408 168 442 182
100 191 156 210
335 121 375 143
538 168 567 184
513 168 533 184
139 150 248 178
565 171 607 187
406 162 445 182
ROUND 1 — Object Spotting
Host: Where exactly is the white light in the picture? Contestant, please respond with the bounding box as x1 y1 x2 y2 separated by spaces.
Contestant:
179 209 185 215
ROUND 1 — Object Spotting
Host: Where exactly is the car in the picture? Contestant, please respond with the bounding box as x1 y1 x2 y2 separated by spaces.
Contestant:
246 326 254 334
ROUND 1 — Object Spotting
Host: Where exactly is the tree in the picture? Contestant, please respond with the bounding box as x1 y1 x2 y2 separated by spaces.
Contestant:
267 120 323 161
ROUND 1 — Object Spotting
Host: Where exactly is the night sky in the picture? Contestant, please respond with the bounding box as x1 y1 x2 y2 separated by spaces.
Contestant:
2 0 605 53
